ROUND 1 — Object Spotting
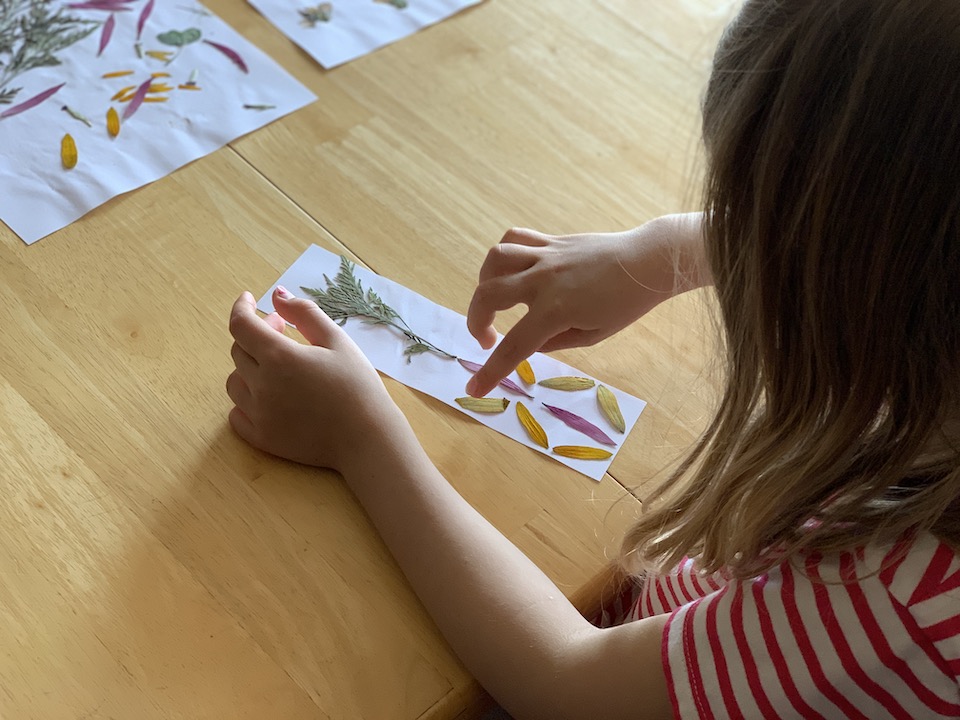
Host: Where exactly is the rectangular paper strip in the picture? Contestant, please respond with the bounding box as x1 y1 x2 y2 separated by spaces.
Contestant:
258 245 647 481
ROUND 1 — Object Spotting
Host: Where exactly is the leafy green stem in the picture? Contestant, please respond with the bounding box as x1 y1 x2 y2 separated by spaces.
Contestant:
301 256 458 361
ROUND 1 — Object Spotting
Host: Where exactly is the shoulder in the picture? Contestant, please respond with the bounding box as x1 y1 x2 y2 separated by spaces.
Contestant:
872 532 960 682
660 534 960 719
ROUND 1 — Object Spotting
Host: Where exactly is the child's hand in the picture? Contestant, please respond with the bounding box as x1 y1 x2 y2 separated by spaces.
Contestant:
465 215 705 397
226 287 395 471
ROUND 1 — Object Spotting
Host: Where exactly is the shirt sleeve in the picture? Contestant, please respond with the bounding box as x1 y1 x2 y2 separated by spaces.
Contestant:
662 553 960 720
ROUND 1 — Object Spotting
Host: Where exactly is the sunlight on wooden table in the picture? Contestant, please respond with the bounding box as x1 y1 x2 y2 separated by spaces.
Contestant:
0 0 736 717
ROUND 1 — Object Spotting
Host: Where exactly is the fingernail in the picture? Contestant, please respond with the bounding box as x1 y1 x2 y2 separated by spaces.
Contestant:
466 377 479 396
276 285 293 299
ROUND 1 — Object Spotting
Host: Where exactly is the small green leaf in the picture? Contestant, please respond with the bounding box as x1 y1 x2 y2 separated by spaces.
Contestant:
157 30 184 46
157 27 201 46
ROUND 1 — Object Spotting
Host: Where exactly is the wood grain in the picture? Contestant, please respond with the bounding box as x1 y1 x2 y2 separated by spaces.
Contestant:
0 0 736 717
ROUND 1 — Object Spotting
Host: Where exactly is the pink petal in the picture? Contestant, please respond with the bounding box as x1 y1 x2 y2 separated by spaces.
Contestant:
122 78 152 120
97 13 116 57
136 0 154 40
202 39 248 73
457 358 534 398
0 83 66 119
67 2 132 9
542 403 616 446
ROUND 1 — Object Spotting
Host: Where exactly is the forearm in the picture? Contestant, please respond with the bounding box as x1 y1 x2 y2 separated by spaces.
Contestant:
623 212 712 300
341 408 594 718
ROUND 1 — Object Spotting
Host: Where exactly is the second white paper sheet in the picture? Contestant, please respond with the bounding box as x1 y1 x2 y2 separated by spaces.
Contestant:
258 245 647 481
246 0 482 69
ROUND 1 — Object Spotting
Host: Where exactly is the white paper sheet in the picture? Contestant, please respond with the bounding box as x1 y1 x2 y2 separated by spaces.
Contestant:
0 0 316 245
245 0 482 69
258 245 647 481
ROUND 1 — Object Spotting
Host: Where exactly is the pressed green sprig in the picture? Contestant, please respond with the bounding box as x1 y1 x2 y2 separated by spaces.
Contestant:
301 255 457 361
0 0 100 104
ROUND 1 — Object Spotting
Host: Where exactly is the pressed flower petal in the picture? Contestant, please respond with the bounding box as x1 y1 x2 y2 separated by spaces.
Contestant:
541 403 616 446
457 358 534 398
516 402 548 448
102 70 134 78
61 134 78 169
66 2 131 10
597 385 626 434
0 83 65 119
202 39 248 73
97 13 116 56
516 358 536 385
136 0 154 40
552 445 612 460
122 78 152 119
538 376 595 391
455 397 509 414
111 85 135 101
106 107 120 137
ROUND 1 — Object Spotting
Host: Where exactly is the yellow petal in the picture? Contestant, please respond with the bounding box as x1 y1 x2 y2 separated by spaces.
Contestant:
538 376 595 391
142 97 169 103
552 445 612 460
102 70 134 78
111 85 136 101
61 134 78 169
150 72 171 78
516 358 536 385
147 83 174 93
516 401 548 448
455 397 509 414
596 385 625 433
106 107 120 138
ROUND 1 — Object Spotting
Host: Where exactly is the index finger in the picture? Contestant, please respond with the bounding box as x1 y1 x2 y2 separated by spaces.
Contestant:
466 311 560 397
229 291 292 358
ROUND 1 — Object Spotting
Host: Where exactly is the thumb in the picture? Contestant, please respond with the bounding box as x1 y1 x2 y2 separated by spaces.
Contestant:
272 286 342 347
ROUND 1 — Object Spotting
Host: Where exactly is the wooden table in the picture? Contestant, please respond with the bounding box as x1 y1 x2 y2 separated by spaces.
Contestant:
0 1 734 717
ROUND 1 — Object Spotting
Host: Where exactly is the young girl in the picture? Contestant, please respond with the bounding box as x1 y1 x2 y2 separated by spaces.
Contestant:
225 0 960 716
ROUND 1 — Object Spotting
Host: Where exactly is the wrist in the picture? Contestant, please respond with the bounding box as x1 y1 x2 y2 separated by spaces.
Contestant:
339 400 421 484
632 212 711 298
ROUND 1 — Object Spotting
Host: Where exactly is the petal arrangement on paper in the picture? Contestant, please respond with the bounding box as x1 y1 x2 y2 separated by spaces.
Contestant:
0 0 316 244
260 246 648 481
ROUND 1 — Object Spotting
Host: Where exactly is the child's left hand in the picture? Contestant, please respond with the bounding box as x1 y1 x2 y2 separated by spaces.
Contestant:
225 287 396 472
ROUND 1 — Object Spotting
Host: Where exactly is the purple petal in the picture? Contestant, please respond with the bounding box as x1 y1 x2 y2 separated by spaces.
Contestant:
136 0 154 40
202 39 249 73
97 13 116 56
542 403 616 446
122 78 151 120
67 2 132 9
457 358 534 398
0 83 65 119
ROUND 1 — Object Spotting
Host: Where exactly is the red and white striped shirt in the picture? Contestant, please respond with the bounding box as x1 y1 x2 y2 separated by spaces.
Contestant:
624 532 960 718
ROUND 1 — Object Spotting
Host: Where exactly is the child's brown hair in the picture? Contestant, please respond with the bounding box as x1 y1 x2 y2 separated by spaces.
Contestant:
624 0 960 578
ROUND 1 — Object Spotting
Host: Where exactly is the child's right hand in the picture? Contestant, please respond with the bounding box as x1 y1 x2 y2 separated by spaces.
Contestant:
465 214 706 397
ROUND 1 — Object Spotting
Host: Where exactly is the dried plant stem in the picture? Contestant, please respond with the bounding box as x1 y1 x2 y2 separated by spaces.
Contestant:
302 256 457 361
